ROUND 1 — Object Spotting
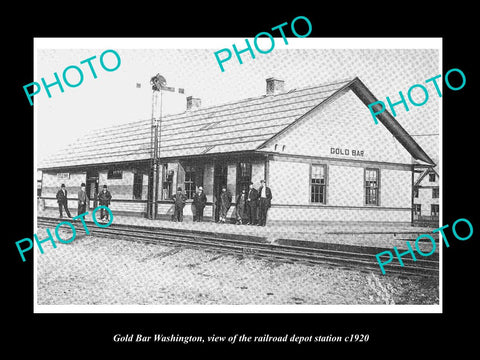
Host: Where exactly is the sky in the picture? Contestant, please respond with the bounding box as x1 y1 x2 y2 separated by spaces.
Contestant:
35 38 441 164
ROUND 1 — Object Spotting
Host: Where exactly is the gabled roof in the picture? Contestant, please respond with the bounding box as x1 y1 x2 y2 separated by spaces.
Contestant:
38 77 435 170
348 78 435 166
39 78 353 169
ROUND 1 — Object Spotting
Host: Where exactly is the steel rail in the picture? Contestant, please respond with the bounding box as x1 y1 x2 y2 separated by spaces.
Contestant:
37 217 439 277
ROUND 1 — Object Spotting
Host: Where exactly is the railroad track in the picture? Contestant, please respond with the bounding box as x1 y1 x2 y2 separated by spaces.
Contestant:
36 217 439 278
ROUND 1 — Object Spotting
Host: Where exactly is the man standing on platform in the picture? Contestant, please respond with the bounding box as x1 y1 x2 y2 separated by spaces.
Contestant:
56 184 71 218
192 186 207 222
77 182 89 216
246 182 258 225
98 185 112 222
257 179 272 226
172 187 187 222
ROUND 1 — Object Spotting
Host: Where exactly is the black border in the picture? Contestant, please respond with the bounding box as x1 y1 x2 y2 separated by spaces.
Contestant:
6 7 477 355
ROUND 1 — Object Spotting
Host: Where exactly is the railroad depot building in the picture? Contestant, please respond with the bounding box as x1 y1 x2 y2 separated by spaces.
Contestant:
38 77 436 225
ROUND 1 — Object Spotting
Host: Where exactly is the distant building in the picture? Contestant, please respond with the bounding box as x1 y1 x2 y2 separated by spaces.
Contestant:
413 167 439 226
37 170 43 197
38 77 435 225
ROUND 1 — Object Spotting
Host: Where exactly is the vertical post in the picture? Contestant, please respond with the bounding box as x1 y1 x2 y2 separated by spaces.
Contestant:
153 89 162 219
147 90 159 219
411 164 415 226
264 154 270 185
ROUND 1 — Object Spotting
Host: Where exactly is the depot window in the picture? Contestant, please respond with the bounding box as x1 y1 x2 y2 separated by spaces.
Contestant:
237 162 252 196
162 165 174 200
414 204 421 215
365 168 380 205
310 164 327 204
184 166 196 200
432 187 439 199
133 173 143 200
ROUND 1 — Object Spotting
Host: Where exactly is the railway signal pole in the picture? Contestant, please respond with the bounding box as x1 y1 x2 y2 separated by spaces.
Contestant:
147 74 165 219
146 74 179 219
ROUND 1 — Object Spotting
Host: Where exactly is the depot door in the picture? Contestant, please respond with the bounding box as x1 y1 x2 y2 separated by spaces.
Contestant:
213 164 228 222
86 170 99 209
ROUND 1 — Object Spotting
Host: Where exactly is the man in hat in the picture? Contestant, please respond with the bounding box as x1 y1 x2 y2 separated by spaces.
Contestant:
257 179 272 226
192 186 207 222
98 185 112 222
172 187 187 222
78 182 89 216
246 182 258 225
56 184 71 218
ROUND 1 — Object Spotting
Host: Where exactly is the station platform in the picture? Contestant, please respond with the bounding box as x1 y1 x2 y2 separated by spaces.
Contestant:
37 207 439 251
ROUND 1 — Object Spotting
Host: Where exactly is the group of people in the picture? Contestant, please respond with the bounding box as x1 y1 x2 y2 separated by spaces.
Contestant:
236 180 272 226
55 183 112 222
171 186 207 223
172 180 272 226
55 181 272 226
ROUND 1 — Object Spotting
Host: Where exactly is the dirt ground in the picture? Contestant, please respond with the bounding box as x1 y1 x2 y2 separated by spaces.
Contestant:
35 229 439 306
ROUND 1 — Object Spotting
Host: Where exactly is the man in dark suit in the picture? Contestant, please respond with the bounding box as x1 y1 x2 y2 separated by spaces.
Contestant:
257 179 272 226
192 186 207 222
98 185 112 222
56 184 71 218
78 182 89 215
246 182 259 225
172 187 187 222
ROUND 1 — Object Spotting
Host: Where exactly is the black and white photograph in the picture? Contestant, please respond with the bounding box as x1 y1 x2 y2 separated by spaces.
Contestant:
5 7 479 355
33 38 441 311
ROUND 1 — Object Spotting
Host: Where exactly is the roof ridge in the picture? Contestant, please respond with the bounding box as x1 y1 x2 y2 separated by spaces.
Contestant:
163 77 356 118
113 77 356 124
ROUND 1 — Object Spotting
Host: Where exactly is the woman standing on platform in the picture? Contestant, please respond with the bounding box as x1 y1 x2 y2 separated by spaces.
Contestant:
219 186 232 224
235 188 247 225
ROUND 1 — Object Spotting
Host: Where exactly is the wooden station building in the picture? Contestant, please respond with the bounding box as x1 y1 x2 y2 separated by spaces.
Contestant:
38 77 436 225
